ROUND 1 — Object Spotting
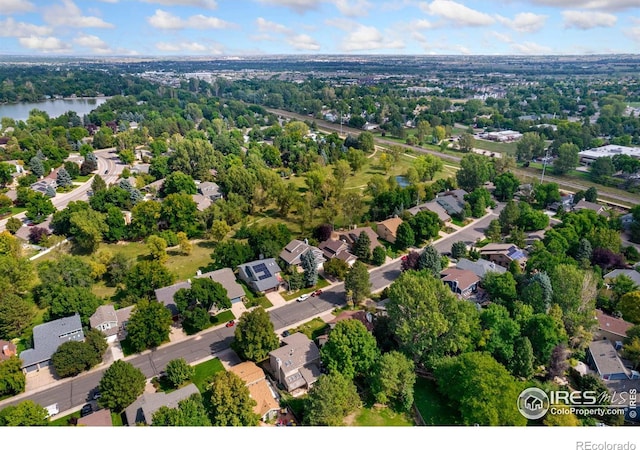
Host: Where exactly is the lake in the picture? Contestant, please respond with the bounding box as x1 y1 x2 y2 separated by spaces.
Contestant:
0 97 108 122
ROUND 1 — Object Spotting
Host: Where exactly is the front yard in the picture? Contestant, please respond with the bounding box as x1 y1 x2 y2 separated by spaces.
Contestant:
281 277 330 301
348 405 415 426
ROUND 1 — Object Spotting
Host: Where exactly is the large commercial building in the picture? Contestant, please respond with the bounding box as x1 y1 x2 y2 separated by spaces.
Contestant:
578 145 640 166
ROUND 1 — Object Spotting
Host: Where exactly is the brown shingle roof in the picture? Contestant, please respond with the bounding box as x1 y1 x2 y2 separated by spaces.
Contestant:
596 310 634 338
440 268 481 292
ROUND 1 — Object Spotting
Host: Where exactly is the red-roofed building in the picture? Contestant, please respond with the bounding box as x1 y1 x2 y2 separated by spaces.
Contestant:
595 310 634 344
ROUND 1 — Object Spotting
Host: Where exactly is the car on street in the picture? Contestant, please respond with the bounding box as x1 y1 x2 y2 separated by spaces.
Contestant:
45 404 59 418
296 293 310 302
225 320 235 327
282 330 291 337
311 289 323 297
104 169 108 174
92 390 101 400
80 404 93 417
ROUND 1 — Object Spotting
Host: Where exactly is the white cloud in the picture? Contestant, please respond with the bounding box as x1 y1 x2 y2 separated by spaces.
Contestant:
488 30 513 43
156 41 223 53
0 18 51 37
148 9 234 30
256 17 291 34
0 0 35 14
18 36 71 52
43 0 114 28
412 19 435 30
562 10 617 29
141 0 218 8
496 12 548 33
340 24 404 51
73 33 112 53
511 41 553 55
324 17 356 31
255 0 320 14
529 0 638 11
286 33 320 50
333 0 371 17
421 0 494 27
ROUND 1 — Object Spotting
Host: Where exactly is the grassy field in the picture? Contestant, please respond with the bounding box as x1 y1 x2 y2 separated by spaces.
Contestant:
192 357 225 392
350 405 415 426
472 138 518 155
413 377 459 425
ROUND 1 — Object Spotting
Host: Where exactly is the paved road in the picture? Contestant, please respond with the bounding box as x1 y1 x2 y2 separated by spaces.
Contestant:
0 148 123 233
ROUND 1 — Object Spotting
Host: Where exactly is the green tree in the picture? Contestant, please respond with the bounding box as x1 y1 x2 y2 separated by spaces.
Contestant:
493 172 520 201
346 148 367 172
51 340 101 378
146 235 168 263
386 270 479 368
553 143 580 175
123 260 176 299
509 336 535 379
534 182 561 208
0 356 26 397
618 291 640 324
126 299 173 352
434 352 526 426
482 272 517 307
25 192 55 224
161 193 198 236
417 245 442 276
414 154 443 181
323 257 349 280
232 307 279 362
370 351 416 412
451 241 467 259
304 371 361 426
29 156 44 178
177 231 192 255
0 400 48 426
590 158 614 183
456 153 491 192
5 217 22 235
522 313 565 364
56 167 73 188
152 394 211 426
69 209 108 254
486 219 502 242
408 210 441 243
0 162 15 187
479 304 520 366
344 261 371 305
98 360 146 412
0 294 34 340
207 371 259 426
129 200 162 239
165 358 195 388
516 132 545 162
321 319 379 381
353 230 372 261
371 246 386 266
301 249 318 288
42 285 101 325
161 171 197 197
395 221 415 249
209 219 231 243
210 240 253 270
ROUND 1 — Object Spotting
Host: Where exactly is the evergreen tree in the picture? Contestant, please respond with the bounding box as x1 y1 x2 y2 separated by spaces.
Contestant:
395 222 415 250
29 156 44 178
56 167 73 188
417 245 442 275
353 231 372 261
301 249 318 288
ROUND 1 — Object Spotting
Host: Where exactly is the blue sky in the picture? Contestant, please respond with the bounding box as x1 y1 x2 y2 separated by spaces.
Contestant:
0 0 639 56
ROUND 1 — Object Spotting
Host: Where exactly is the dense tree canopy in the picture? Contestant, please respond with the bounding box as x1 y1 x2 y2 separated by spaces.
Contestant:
232 307 280 362
321 319 379 381
98 360 146 412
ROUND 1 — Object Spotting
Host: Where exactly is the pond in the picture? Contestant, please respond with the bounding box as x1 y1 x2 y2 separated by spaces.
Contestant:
0 97 108 122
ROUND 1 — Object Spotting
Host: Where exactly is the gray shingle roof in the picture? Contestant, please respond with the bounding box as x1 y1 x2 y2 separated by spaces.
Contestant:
270 333 320 372
90 305 117 329
456 258 506 278
199 268 245 301
588 340 629 378
604 269 640 287
279 239 325 266
20 314 84 369
154 281 191 316
238 258 282 292
125 384 200 426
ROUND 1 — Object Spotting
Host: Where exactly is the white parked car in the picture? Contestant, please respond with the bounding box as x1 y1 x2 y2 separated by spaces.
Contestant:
45 404 59 418
296 293 310 302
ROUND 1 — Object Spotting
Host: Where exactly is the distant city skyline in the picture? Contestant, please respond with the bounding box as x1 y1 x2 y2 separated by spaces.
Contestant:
0 0 639 56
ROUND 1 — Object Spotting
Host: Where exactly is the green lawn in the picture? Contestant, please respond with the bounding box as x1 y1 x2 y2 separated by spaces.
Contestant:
240 281 273 309
351 405 415 426
281 277 330 301
183 308 235 335
413 377 460 425
192 357 225 392
111 412 124 426
74 174 94 183
290 317 329 341
472 138 518 155
50 411 80 426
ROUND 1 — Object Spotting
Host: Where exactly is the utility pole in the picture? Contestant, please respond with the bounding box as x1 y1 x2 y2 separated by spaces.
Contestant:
540 148 551 184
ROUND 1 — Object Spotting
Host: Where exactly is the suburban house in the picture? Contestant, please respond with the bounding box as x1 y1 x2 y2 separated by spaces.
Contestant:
142 178 165 195
279 239 326 269
455 257 506 279
436 189 469 217
0 340 17 362
124 383 200 426
191 194 212 212
269 333 321 394
237 258 283 294
155 268 245 318
19 313 84 373
318 239 357 266
335 226 382 253
406 200 451 224
549 193 574 212
77 408 113 427
197 181 223 201
573 199 608 217
595 310 634 345
229 361 280 422
327 310 374 333
376 217 403 244
130 163 150 175
30 179 57 196
587 340 640 381
89 305 135 344
479 243 528 270
604 269 640 288
440 268 481 297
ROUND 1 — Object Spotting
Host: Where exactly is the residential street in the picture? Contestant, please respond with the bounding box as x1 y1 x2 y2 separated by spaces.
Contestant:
0 206 500 417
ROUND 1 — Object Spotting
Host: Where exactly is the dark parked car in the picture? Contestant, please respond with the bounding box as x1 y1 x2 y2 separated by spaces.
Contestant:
80 404 93 417
282 330 291 338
